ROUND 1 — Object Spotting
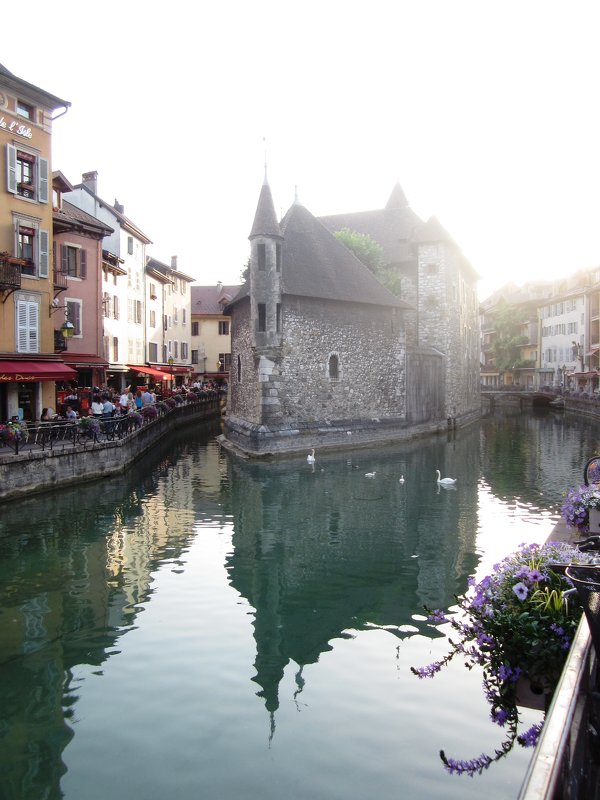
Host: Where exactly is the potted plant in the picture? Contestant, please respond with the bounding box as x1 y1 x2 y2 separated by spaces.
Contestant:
78 416 101 438
0 421 29 445
411 540 594 776
561 484 600 534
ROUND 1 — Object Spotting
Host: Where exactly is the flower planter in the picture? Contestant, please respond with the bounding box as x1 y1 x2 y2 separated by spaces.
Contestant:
589 508 600 534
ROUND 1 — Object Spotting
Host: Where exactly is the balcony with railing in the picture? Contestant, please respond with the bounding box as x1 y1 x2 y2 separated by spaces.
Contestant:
0 252 23 299
53 264 68 290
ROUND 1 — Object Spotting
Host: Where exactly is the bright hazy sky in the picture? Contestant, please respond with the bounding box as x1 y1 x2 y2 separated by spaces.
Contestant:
6 1 600 299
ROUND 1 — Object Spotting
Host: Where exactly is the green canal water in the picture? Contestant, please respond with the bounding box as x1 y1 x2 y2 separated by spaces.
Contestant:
0 409 598 800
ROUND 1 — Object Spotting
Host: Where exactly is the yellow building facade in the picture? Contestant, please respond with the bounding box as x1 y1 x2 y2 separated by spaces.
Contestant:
0 64 72 421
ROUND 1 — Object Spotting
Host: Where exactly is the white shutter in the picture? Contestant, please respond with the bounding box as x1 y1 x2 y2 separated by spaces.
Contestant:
17 301 28 351
38 229 49 277
16 301 39 353
28 302 39 351
6 145 17 194
38 157 49 203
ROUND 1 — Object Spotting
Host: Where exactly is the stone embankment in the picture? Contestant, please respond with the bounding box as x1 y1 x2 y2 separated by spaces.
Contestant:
0 397 221 503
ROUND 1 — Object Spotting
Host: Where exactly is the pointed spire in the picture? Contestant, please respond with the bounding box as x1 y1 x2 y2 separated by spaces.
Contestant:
385 180 409 210
249 176 282 239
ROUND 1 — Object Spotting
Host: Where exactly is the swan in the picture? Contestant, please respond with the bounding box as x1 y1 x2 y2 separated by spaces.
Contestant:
436 469 457 485
399 475 405 484
307 449 315 464
365 471 376 478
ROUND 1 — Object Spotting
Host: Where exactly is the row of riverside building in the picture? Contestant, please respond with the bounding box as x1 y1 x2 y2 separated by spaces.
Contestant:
480 270 600 393
0 63 237 422
0 62 485 443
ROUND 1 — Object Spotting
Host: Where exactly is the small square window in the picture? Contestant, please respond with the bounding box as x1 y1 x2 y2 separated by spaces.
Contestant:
17 100 34 120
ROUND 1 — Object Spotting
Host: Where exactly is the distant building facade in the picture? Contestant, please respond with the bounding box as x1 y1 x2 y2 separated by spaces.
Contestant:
190 282 240 383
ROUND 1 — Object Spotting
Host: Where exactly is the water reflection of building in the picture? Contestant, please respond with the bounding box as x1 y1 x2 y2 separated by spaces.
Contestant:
0 424 222 800
225 431 480 717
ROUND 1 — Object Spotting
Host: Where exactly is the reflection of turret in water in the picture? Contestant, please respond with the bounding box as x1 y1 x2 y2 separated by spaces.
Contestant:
226 430 481 720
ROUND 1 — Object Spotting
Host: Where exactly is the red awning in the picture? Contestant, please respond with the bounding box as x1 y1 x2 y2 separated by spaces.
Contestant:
127 364 173 381
62 353 109 368
0 361 77 382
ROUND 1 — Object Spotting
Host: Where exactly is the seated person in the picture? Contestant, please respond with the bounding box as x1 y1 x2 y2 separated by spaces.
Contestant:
65 405 77 420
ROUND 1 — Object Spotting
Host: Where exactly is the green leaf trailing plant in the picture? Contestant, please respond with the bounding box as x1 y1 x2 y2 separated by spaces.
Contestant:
411 541 596 776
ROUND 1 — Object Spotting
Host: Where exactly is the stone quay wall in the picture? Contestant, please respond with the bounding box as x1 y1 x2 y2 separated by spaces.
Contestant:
0 400 220 503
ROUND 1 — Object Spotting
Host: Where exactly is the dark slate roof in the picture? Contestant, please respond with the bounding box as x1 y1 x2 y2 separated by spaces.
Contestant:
0 62 70 110
412 215 457 245
146 256 195 283
54 200 114 237
318 184 423 266
191 284 242 315
385 180 409 210
249 179 282 239
279 204 409 308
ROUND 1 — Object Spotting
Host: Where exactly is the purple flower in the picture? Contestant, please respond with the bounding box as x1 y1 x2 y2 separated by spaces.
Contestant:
512 582 528 601
427 609 448 624
491 707 509 727
527 568 544 583
411 662 443 679
517 723 543 748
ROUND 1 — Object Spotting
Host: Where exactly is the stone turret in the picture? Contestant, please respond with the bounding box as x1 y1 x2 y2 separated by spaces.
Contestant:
248 173 283 350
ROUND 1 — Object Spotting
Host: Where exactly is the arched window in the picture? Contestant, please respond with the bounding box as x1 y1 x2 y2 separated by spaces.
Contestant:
328 353 339 380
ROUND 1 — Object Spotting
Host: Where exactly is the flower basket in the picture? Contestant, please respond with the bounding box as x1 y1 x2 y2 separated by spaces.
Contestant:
0 421 29 445
164 397 177 409
127 411 144 427
78 416 101 437
561 484 600 534
141 404 158 421
411 540 595 776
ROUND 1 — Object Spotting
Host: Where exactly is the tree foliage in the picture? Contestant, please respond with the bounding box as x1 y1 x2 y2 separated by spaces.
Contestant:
490 300 528 371
334 228 401 296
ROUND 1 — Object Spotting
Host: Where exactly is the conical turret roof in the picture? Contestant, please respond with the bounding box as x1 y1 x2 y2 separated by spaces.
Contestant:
385 180 409 210
249 176 282 239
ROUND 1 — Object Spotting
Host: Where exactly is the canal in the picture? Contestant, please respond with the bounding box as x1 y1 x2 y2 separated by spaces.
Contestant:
0 409 596 800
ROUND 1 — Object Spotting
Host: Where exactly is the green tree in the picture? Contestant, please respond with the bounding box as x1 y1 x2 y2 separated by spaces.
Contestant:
334 228 401 295
491 300 527 371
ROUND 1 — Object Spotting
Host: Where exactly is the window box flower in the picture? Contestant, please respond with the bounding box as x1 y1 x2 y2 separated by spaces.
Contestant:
411 540 596 776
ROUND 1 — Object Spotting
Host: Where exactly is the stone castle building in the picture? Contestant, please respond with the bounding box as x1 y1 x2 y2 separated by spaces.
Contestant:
221 178 480 457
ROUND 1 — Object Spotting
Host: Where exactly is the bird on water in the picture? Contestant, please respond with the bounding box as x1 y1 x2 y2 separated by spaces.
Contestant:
307 449 316 464
436 469 457 485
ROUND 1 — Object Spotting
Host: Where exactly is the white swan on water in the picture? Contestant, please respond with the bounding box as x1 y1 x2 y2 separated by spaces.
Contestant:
307 449 315 464
436 469 457 485
365 471 376 478
399 475 405 484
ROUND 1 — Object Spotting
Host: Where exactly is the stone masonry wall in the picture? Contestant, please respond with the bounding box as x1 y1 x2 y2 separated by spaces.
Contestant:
275 297 405 422
417 243 480 421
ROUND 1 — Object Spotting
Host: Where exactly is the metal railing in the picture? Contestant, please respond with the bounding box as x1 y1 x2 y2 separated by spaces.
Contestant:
0 391 223 456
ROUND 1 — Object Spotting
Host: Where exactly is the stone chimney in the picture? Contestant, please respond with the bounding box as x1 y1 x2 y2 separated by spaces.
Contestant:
114 199 124 214
171 255 178 269
216 280 223 293
82 170 97 194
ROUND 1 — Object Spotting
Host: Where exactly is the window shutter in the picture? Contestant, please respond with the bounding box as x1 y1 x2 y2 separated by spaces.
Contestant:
17 300 39 353
38 230 49 278
7 145 17 194
80 249 87 279
38 157 49 203
61 244 68 274
17 301 28 351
